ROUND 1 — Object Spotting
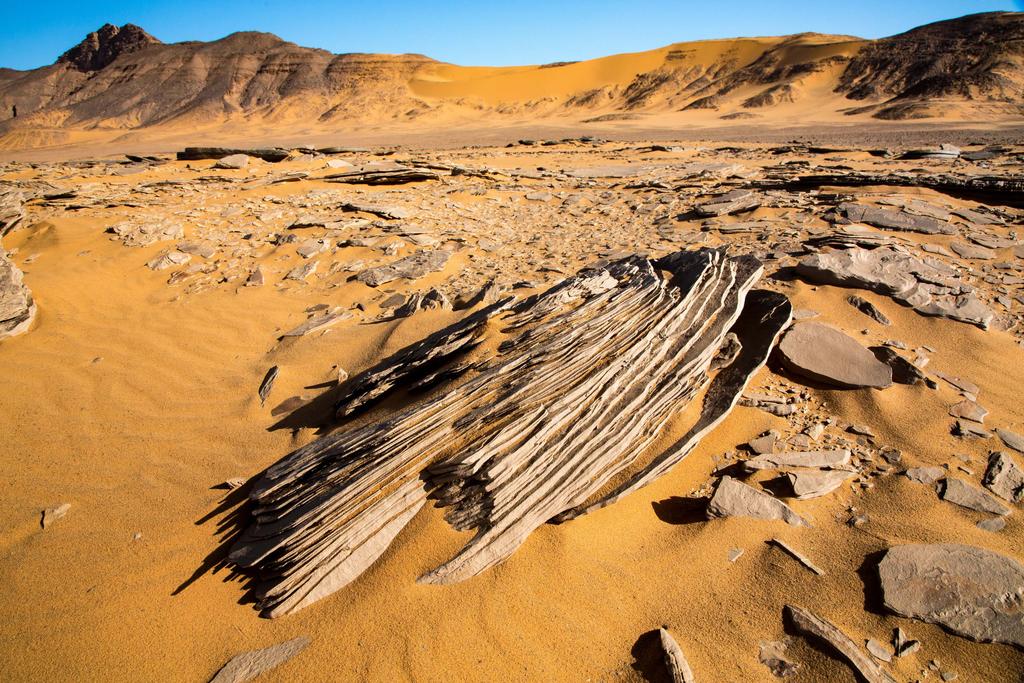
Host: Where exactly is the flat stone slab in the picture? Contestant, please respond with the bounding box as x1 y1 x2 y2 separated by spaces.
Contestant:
744 449 851 471
878 544 1024 648
941 477 1011 516
356 250 451 287
905 466 945 485
778 321 892 389
787 469 856 500
839 203 956 235
706 476 808 527
209 636 310 682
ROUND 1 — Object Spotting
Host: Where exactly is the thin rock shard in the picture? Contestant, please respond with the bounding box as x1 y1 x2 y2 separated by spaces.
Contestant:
209 636 310 683
658 628 696 683
784 605 897 683
229 248 786 616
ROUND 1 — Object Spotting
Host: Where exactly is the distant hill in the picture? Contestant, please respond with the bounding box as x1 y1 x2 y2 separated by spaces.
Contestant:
0 12 1020 149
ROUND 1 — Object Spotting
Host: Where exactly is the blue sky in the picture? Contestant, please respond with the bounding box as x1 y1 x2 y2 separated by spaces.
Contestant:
4 0 1022 70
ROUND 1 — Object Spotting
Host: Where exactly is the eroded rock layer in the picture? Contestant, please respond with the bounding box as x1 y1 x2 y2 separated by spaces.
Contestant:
229 248 790 617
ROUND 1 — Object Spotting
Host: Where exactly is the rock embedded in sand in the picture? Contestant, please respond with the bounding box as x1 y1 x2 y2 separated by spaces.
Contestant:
767 538 824 575
146 250 191 271
948 399 987 424
177 146 288 162
707 476 808 527
229 249 792 616
784 605 896 683
758 640 799 677
940 477 1011 515
657 628 696 683
694 188 761 217
743 449 851 471
795 247 995 329
280 308 352 338
356 250 451 287
838 203 955 235
393 288 451 318
778 322 892 389
983 451 1024 503
847 295 891 325
209 636 310 683
905 466 945 485
213 153 250 170
258 366 278 405
878 543 1024 648
787 470 855 500
41 503 71 529
325 165 440 185
996 428 1024 454
0 250 36 341
341 202 410 220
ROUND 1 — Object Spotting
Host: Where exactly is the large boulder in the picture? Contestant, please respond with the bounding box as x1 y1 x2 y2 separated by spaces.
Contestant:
778 322 892 389
878 543 1024 647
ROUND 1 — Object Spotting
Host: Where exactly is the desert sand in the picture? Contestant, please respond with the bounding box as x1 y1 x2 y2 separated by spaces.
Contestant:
2 12 1024 683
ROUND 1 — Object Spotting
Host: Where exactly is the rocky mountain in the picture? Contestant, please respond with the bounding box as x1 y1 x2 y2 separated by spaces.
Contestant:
57 23 161 72
0 12 1019 143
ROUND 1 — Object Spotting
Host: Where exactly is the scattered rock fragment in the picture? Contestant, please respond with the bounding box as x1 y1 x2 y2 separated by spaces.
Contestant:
0 250 36 340
758 640 799 678
905 466 945 485
784 605 896 683
146 250 191 271
948 400 987 423
848 295 891 325
657 628 695 683
280 309 352 338
356 250 451 287
285 260 318 282
209 636 310 683
213 154 250 170
839 203 955 235
747 431 778 454
865 638 892 663
393 288 451 318
796 248 994 329
245 267 264 287
893 628 920 658
694 189 760 217
706 476 809 527
940 477 1011 515
878 544 1024 648
41 503 71 529
778 322 892 389
983 451 1024 503
787 470 855 500
767 538 824 575
258 366 278 405
996 428 1024 454
977 517 1007 532
743 449 851 471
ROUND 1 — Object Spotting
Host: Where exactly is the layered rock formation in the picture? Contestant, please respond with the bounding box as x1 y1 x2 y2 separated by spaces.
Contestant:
229 248 791 616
